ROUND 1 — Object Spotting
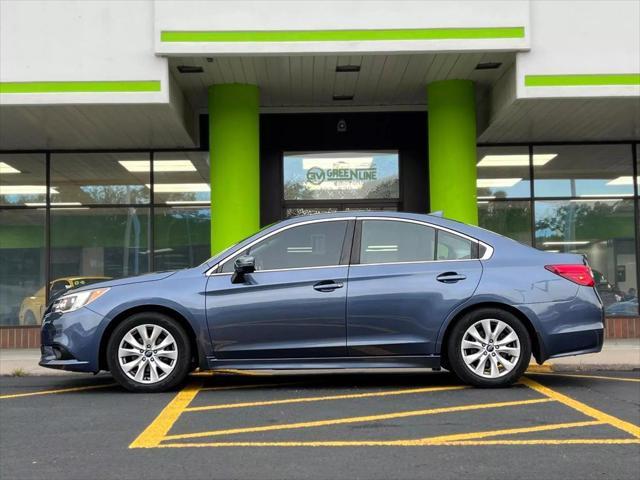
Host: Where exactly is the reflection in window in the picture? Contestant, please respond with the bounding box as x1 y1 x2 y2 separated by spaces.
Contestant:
0 209 45 325
51 153 150 204
478 200 532 245
223 221 347 272
360 220 435 264
534 199 637 314
284 151 399 200
476 147 531 199
154 207 211 270
533 145 635 198
153 152 210 204
436 231 473 260
50 207 150 285
0 153 46 206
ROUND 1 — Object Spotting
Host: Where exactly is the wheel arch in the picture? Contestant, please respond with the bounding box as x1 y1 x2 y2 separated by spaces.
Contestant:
98 305 199 371
439 302 544 365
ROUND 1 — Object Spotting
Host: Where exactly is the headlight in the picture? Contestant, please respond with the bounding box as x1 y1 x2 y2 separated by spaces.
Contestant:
52 288 110 314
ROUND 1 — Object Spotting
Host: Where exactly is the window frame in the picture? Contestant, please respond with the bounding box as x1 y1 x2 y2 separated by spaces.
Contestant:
350 217 487 266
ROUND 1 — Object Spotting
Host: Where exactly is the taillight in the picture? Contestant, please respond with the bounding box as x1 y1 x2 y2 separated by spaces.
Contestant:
545 264 595 287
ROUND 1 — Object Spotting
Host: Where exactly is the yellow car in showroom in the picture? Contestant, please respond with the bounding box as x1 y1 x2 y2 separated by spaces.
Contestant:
19 277 110 325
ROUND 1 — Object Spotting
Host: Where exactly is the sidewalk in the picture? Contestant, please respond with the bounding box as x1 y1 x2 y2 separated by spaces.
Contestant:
1 340 638 376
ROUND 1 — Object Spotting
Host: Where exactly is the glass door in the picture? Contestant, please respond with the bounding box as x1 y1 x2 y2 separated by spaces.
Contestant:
282 151 401 218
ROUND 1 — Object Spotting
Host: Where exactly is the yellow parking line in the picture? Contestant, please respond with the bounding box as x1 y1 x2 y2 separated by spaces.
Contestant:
185 385 467 412
521 377 640 438
130 381 203 449
163 397 553 441
0 382 116 400
442 439 640 446
527 372 640 383
153 420 602 448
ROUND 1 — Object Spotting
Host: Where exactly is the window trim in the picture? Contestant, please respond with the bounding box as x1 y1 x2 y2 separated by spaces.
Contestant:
207 217 356 276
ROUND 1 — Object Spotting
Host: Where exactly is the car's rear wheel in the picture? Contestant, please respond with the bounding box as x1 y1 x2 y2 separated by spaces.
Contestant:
447 308 531 387
107 312 191 393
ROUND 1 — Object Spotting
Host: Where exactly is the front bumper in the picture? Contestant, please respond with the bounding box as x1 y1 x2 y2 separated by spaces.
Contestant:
39 306 105 373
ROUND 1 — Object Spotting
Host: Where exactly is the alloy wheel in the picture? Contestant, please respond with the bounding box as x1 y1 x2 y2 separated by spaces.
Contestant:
460 318 521 379
117 324 178 384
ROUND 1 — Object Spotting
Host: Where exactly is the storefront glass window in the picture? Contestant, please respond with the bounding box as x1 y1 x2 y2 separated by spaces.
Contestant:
533 145 634 198
50 207 150 284
476 146 531 199
154 207 211 270
153 152 210 204
50 153 150 205
478 200 532 245
0 153 46 206
534 198 637 315
0 209 45 325
283 151 399 200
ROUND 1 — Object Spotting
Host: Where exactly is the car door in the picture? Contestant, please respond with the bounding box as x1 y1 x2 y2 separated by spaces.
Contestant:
205 219 353 359
346 218 483 356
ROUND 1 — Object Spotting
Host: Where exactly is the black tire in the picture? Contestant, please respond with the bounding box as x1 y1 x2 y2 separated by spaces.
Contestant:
446 308 531 387
107 312 191 393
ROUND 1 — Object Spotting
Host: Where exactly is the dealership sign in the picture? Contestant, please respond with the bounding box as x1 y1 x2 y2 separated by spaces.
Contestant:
302 156 376 190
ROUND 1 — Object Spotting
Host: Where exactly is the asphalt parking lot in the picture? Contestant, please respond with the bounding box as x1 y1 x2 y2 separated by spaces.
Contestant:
1 370 639 480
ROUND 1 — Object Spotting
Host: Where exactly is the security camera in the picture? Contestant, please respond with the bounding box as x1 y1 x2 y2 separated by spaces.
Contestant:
337 119 347 133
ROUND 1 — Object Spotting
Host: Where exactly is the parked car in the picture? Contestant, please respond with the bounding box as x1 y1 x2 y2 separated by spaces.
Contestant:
605 299 639 316
19 277 110 325
40 212 604 392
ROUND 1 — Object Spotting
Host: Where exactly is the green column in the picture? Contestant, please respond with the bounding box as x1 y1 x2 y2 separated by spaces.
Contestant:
209 84 260 254
427 79 478 225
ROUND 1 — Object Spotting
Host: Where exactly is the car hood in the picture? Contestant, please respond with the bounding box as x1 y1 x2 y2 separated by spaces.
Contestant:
69 271 177 292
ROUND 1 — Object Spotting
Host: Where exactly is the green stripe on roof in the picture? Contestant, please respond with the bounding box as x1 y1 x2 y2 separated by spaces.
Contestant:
160 26 525 43
0 80 162 94
525 74 640 87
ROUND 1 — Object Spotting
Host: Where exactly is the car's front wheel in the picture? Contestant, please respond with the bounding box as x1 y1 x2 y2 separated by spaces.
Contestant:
447 308 531 387
107 312 191 393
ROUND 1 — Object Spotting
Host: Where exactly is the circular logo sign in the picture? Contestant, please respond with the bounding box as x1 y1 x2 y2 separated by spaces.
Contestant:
306 167 325 185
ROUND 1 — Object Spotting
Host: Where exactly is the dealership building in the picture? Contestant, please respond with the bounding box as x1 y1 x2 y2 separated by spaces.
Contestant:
0 0 638 347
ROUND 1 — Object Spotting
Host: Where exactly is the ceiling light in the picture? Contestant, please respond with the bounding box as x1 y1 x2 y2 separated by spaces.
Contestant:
0 162 20 174
333 95 354 101
148 183 210 193
177 65 204 74
606 176 639 186
475 62 502 70
335 65 361 73
119 160 196 172
477 195 496 200
0 186 58 195
477 178 522 188
477 154 557 167
542 241 590 246
24 201 82 207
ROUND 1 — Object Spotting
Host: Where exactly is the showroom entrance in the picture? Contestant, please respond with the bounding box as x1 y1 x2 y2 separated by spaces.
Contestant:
258 111 429 225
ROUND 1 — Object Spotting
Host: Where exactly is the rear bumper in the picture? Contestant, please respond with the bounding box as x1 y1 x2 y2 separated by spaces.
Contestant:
518 286 605 363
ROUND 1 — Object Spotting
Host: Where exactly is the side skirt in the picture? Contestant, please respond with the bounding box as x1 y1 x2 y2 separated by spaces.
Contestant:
206 355 441 371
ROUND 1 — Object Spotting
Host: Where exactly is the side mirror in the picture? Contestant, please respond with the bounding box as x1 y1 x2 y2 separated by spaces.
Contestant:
231 255 255 284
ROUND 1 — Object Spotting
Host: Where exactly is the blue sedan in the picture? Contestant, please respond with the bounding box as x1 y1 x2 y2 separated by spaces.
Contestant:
40 212 604 392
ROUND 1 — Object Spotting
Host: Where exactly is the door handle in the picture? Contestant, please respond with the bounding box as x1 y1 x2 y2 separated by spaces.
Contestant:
436 272 467 283
313 281 344 292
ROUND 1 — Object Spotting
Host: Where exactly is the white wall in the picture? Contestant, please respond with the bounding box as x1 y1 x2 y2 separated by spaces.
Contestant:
0 0 169 105
516 0 640 98
154 0 531 55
